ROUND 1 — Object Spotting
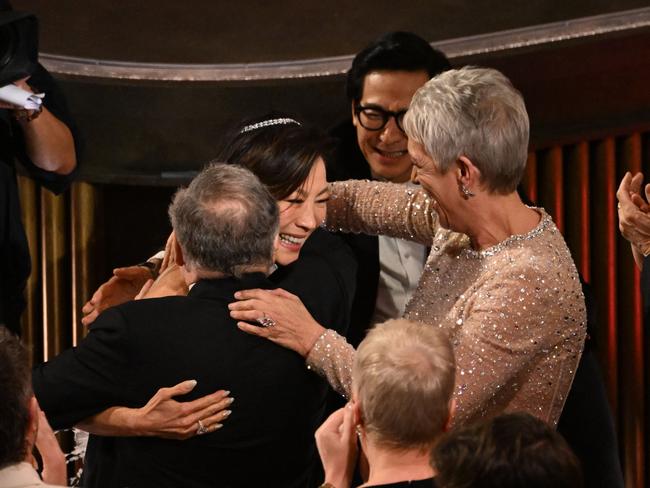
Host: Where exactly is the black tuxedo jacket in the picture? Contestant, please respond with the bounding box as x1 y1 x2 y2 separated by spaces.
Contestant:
33 274 327 488
329 121 381 347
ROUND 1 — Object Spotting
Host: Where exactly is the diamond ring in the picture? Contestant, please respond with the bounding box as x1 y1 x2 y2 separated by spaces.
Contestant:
197 419 209 435
257 312 276 328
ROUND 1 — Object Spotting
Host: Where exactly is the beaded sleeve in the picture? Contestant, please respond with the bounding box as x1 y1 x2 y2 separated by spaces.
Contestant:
306 329 355 398
326 180 439 245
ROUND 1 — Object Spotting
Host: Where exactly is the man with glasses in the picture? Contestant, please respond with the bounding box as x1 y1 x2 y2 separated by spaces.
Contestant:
328 32 451 347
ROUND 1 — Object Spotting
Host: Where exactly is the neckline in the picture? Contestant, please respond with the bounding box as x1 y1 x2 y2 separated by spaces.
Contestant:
462 207 551 259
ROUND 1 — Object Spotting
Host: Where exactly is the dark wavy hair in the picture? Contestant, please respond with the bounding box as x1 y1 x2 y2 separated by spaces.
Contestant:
346 31 451 104
216 114 333 201
0 326 32 467
432 412 583 488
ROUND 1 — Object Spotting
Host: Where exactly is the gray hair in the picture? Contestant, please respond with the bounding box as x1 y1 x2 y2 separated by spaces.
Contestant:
353 319 456 450
403 66 529 194
169 163 279 277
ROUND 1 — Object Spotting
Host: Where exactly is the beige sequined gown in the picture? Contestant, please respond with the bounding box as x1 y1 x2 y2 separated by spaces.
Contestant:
307 180 586 427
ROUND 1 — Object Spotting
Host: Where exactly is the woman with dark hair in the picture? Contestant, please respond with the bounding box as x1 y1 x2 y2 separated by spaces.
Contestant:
229 68 586 429
76 115 356 438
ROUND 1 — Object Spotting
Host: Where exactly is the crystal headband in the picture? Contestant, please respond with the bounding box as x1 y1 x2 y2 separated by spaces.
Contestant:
239 118 301 133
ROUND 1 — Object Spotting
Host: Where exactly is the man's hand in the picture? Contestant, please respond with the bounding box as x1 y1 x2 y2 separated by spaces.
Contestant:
81 266 153 325
315 405 358 488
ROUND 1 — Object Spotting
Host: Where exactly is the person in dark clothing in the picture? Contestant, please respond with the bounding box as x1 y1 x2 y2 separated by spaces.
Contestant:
33 163 327 488
0 1 77 336
514 186 623 487
328 31 451 348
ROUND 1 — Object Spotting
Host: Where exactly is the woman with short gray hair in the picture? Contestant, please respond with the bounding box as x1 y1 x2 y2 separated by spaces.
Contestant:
231 67 586 428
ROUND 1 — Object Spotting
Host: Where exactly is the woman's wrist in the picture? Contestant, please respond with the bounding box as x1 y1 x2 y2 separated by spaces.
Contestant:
301 322 327 357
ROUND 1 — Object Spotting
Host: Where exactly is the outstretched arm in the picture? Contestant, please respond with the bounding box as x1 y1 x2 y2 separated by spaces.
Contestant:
326 180 438 245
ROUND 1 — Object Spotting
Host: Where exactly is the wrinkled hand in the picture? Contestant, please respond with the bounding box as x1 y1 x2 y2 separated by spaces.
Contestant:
81 266 153 325
315 406 358 488
617 172 650 258
34 409 66 486
136 263 188 300
228 288 325 357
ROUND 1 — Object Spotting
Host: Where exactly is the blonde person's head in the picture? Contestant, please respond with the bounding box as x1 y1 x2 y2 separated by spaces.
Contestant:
352 319 456 450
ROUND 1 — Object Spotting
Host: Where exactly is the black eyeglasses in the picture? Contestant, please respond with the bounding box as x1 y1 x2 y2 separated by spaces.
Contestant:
354 104 407 132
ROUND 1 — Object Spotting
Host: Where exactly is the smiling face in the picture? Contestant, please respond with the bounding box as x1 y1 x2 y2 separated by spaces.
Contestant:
275 157 329 265
353 70 430 183
408 139 459 231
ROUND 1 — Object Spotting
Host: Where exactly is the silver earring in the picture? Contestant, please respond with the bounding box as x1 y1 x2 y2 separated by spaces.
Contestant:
461 185 475 198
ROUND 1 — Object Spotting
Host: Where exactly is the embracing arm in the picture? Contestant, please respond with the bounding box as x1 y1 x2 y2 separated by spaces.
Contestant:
305 330 355 399
326 180 438 245
32 309 132 430
82 232 184 326
77 380 232 439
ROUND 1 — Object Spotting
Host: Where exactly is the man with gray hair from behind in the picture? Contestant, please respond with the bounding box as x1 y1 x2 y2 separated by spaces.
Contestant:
33 163 331 487
315 318 455 488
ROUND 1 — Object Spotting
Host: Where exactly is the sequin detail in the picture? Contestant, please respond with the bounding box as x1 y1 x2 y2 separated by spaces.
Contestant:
307 329 354 398
307 180 586 427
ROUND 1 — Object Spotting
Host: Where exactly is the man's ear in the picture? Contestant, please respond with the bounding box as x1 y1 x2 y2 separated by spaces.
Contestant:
351 101 358 127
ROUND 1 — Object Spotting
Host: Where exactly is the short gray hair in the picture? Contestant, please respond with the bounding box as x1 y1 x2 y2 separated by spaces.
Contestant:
169 163 279 277
403 66 529 194
353 319 456 450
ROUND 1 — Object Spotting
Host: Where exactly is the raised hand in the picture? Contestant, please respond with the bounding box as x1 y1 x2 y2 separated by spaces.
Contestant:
315 405 358 488
617 172 650 268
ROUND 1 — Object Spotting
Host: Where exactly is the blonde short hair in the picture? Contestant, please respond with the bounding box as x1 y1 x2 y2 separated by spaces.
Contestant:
353 319 456 450
403 66 529 194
